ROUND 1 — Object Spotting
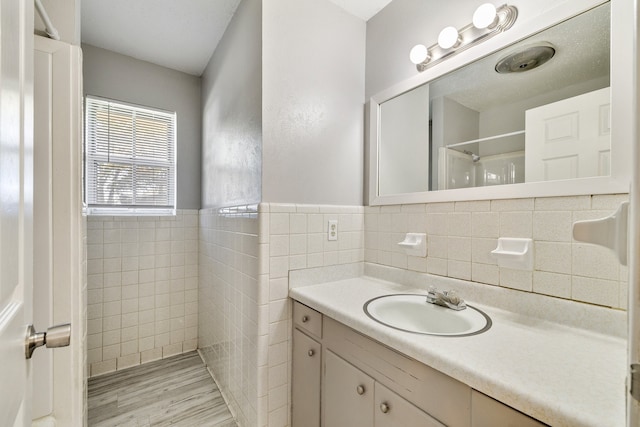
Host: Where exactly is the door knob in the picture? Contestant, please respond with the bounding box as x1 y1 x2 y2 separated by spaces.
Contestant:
25 323 71 359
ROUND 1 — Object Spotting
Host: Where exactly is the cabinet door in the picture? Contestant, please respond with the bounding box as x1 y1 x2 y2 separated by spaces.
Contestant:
323 350 374 427
472 391 548 427
292 329 322 427
374 382 446 427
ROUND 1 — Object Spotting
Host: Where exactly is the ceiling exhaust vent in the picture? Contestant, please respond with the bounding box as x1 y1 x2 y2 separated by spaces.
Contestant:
495 44 556 73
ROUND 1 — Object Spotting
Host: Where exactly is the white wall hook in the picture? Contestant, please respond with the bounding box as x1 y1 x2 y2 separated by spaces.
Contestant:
572 201 628 266
397 233 427 257
491 237 534 270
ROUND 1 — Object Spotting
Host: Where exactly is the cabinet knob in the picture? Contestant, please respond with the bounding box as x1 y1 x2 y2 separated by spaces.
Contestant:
302 315 309 323
380 402 390 414
356 385 365 395
308 349 315 357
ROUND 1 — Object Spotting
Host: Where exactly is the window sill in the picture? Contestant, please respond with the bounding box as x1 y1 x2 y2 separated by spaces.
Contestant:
83 207 176 217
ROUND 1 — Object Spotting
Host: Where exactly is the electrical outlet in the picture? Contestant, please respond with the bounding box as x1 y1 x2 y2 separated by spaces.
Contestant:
328 220 338 241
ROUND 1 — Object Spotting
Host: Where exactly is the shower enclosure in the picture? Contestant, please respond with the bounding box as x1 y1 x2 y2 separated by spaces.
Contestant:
438 131 525 190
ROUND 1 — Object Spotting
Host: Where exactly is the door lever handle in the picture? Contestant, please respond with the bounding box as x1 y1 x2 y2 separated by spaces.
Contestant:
25 323 71 359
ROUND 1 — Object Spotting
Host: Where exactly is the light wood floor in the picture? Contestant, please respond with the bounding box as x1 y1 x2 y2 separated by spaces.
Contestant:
88 351 236 427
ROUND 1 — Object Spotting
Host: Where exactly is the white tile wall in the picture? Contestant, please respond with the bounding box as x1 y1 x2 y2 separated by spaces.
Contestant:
199 203 364 427
262 203 364 427
194 195 626 427
198 205 261 427
364 194 629 309
87 210 199 377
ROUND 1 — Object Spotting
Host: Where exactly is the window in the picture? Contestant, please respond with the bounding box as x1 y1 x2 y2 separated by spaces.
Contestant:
84 96 176 215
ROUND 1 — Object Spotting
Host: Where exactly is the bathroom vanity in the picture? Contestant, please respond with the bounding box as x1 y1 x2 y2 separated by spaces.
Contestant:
292 301 543 427
289 272 626 427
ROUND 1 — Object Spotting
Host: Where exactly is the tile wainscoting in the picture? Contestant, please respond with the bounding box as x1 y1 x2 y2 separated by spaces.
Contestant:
260 203 365 427
87 210 199 377
364 194 629 309
199 206 260 427
198 203 364 427
199 196 627 427
84 194 627 425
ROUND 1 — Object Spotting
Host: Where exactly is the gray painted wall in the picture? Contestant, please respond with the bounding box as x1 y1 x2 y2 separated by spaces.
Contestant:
262 0 366 205
200 0 262 209
82 44 202 209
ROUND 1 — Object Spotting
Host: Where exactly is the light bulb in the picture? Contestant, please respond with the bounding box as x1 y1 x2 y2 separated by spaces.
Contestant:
438 26 460 50
409 44 430 64
473 3 498 29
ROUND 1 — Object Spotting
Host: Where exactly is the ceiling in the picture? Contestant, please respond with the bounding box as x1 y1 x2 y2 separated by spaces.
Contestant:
81 0 393 77
326 0 393 21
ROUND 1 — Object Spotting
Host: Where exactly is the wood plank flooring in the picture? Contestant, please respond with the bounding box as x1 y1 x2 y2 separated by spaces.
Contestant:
88 352 236 427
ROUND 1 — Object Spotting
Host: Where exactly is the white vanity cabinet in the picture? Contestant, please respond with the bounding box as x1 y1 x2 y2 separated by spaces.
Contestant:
291 300 548 427
374 381 446 427
471 390 547 427
322 315 469 426
323 349 445 427
292 302 323 427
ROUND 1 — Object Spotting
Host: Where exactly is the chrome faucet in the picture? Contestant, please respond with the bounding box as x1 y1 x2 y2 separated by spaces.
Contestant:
426 287 467 311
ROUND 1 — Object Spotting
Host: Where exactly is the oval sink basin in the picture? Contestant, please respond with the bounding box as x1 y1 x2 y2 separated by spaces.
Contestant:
364 294 491 336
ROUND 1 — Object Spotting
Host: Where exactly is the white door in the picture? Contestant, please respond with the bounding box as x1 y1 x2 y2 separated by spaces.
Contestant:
0 0 34 425
525 87 611 182
31 36 84 426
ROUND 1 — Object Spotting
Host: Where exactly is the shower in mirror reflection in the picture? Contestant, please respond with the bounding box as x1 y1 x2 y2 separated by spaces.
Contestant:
462 150 481 163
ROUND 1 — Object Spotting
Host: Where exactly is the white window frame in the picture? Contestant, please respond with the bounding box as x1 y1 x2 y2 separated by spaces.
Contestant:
84 96 177 216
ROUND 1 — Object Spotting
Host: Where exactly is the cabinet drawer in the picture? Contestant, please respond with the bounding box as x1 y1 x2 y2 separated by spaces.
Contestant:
472 390 548 427
293 301 323 338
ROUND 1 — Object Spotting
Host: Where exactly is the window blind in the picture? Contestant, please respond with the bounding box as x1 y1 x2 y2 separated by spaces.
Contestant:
84 96 176 215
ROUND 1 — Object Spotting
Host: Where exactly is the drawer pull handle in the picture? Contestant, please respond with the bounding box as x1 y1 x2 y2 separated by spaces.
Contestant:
302 315 309 323
380 402 390 414
308 349 315 357
356 385 365 395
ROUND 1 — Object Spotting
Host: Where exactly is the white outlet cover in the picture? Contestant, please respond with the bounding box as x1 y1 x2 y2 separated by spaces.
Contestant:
328 220 338 241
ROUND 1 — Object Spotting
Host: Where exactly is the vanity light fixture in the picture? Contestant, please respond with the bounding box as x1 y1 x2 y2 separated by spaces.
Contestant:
410 3 518 72
473 3 499 29
438 26 462 49
409 44 430 65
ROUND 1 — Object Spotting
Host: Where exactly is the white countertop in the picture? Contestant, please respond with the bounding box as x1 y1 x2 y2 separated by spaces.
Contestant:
289 275 626 427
